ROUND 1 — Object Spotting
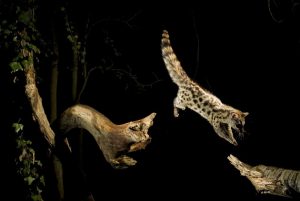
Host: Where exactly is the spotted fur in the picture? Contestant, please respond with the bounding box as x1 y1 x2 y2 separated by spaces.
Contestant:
161 30 248 146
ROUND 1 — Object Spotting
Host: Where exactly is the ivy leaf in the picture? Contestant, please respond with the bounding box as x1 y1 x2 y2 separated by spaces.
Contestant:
12 123 24 133
67 35 73 43
28 44 40 54
9 61 23 73
31 194 43 201
21 60 30 68
40 176 45 186
18 10 32 25
24 176 35 185
36 160 42 167
3 29 11 36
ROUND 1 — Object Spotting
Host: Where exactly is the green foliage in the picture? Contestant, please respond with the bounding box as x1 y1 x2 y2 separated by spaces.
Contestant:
62 7 82 53
14 123 45 201
10 61 23 73
1 1 45 201
0 0 40 75
12 122 24 133
18 8 33 25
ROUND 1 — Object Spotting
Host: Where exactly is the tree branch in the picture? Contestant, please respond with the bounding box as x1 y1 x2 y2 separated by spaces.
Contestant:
228 154 300 198
57 104 156 169
24 51 55 147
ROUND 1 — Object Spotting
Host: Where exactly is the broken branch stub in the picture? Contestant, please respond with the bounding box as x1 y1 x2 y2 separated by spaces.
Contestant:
58 104 156 169
228 154 300 198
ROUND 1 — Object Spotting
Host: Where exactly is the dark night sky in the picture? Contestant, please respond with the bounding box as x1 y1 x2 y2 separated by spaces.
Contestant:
3 1 300 201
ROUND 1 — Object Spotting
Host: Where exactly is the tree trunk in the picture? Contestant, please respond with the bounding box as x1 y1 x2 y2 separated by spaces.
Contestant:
50 19 59 124
49 19 66 200
71 44 79 102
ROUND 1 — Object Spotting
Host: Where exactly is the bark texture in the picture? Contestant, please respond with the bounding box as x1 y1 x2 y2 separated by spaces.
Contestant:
24 52 55 147
58 104 156 169
228 154 300 198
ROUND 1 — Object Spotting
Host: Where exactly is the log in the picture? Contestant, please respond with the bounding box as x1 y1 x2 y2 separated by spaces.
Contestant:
228 154 300 198
57 104 156 169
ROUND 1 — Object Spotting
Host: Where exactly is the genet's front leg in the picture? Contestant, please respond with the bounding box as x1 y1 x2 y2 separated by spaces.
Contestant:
173 93 186 117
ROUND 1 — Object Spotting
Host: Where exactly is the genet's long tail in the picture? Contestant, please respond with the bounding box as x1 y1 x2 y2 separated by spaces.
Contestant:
161 30 190 86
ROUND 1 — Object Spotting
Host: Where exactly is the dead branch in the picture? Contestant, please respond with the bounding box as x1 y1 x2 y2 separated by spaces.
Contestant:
58 104 156 169
228 154 300 198
24 51 55 147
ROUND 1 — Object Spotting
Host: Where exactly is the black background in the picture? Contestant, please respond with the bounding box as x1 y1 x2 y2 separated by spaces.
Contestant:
3 1 300 201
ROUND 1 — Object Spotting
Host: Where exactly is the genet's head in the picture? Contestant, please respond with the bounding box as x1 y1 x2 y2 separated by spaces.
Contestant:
229 111 249 134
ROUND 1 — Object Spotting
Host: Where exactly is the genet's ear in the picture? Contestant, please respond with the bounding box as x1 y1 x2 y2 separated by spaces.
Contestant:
243 112 249 117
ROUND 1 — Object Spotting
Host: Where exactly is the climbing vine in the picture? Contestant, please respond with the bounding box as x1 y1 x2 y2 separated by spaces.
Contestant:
1 1 45 200
13 122 45 201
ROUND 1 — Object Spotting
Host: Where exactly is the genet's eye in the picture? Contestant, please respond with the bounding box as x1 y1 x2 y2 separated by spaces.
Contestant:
236 123 243 130
232 113 239 119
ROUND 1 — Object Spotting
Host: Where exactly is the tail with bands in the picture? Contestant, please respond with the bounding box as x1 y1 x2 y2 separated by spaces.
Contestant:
161 30 190 85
